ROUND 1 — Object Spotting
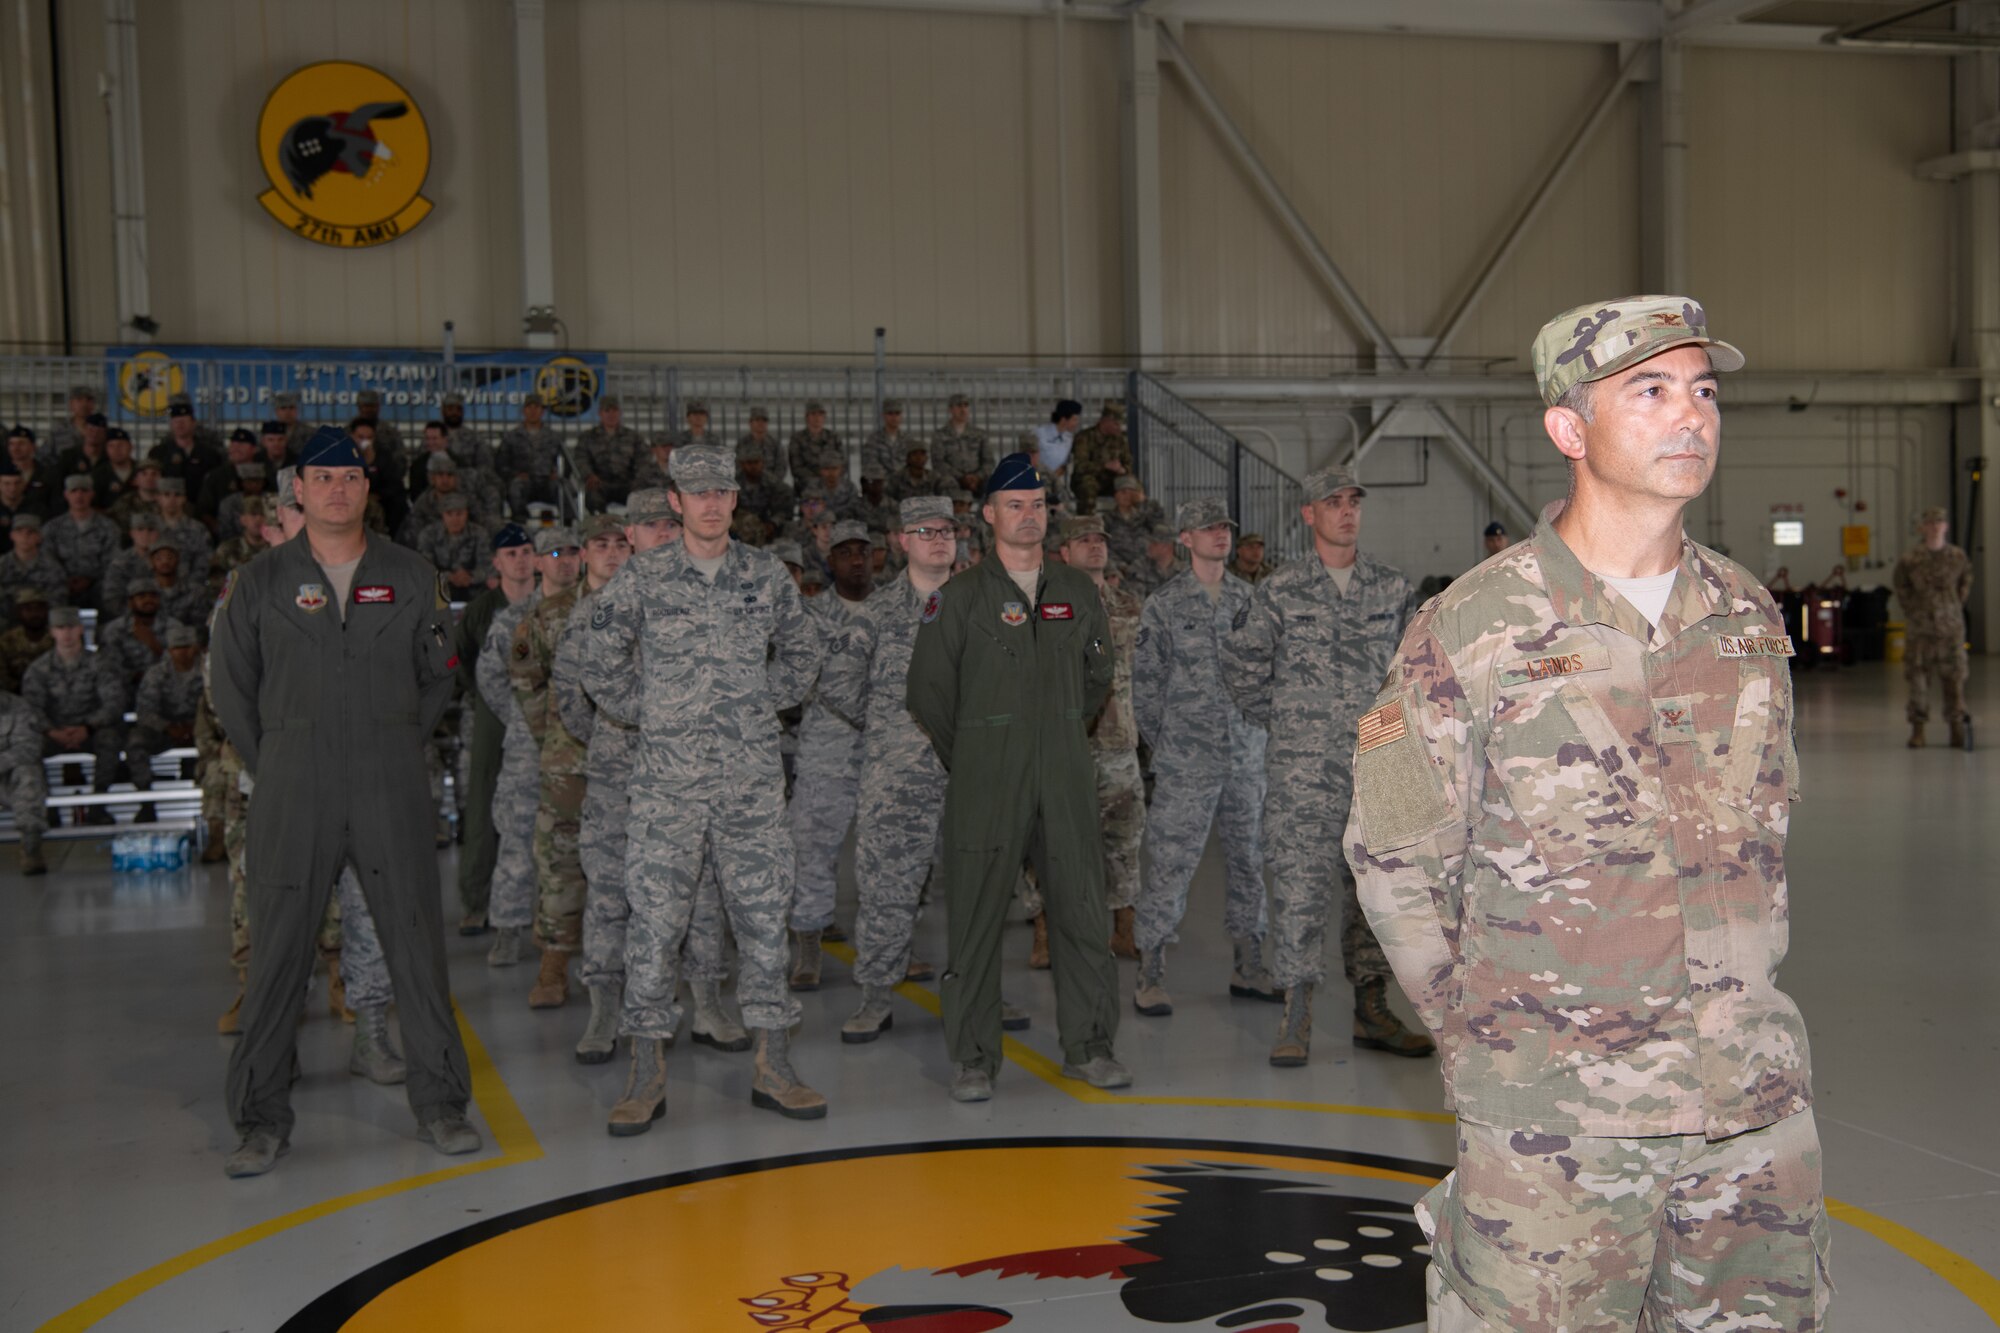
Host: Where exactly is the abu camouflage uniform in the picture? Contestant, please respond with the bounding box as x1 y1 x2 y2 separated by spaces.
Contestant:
1222 550 1409 992
1347 505 1826 1330
560 616 732 993
157 514 214 583
861 428 923 484
0 690 49 843
42 509 122 605
510 582 591 953
497 424 563 514
0 553 69 628
128 654 204 779
1133 571 1269 953
929 423 991 489
22 647 127 787
736 432 785 487
415 521 495 586
1104 501 1165 574
477 591 543 930
786 427 848 497
788 589 871 933
1087 579 1145 913
815 572 948 988
94 614 185 698
575 424 645 508
1892 539 1974 727
582 539 824 1039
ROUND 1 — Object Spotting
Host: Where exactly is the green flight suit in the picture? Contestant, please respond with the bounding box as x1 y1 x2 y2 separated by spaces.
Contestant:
454 585 509 918
906 554 1121 1077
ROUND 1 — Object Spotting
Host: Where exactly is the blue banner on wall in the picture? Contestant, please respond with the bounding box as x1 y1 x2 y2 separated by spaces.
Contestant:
103 346 608 425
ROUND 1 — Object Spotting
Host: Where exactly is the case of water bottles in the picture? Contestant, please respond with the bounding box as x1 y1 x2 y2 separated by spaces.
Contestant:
111 832 192 873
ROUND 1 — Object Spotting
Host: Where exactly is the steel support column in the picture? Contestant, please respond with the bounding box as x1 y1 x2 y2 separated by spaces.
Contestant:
102 0 150 340
513 0 558 349
1953 19 2000 651
1119 13 1164 370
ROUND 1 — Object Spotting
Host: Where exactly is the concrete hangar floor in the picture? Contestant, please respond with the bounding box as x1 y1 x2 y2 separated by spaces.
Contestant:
3 660 1995 1333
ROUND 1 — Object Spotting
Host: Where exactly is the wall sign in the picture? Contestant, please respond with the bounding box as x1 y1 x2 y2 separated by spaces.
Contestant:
256 61 433 248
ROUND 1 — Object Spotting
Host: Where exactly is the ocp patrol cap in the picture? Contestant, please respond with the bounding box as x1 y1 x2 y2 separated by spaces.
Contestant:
532 526 577 556
580 514 626 544
1532 294 1745 406
1060 515 1107 542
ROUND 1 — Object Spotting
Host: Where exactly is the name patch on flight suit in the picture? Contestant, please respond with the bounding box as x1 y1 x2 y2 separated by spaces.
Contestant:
1716 634 1795 658
1001 601 1028 627
355 585 395 604
1039 603 1074 620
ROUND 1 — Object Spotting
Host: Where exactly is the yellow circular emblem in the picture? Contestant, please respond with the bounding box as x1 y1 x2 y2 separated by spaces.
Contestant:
116 350 185 417
255 61 433 248
533 357 602 418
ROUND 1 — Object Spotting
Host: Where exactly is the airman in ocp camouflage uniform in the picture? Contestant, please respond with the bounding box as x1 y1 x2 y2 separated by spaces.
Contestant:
415 497 494 592
1350 296 1828 1332
784 520 874 991
1222 464 1431 1067
1893 504 1974 748
0 588 53 693
583 450 828 1131
509 526 592 1010
1067 401 1134 515
1103 477 1166 575
1131 498 1272 1016
127 623 204 784
818 497 959 1042
1058 515 1145 959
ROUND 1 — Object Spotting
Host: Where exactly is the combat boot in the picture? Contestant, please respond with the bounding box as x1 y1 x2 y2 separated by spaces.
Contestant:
326 952 352 1023
841 985 896 1044
201 818 226 863
528 949 571 1009
1908 721 1927 748
486 925 523 967
348 1004 407 1085
1353 978 1436 1058
1270 983 1313 1067
458 911 491 937
1229 935 1282 1003
1028 912 1050 969
1133 948 1173 1017
218 987 244 1036
690 978 751 1052
904 956 935 982
1001 1000 1031 1031
751 1027 827 1120
607 1037 666 1136
951 1064 994 1102
1109 906 1138 960
224 1129 289 1178
575 982 621 1065
19 833 46 877
788 928 824 991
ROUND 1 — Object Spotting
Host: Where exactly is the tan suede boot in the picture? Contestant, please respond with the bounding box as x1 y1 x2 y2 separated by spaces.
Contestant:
1908 721 1927 748
528 949 571 1009
1353 978 1437 1058
1028 912 1050 970
326 952 352 1023
1109 906 1138 960
1270 983 1313 1067
788 929 823 992
606 1038 666 1136
751 1028 827 1120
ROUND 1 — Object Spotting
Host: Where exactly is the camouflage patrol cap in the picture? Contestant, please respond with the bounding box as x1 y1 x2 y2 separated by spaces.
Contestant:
599 395 621 411
669 444 738 494
685 398 709 416
63 474 92 491
13 587 46 606
165 624 200 648
749 405 770 421
830 520 871 548
1113 476 1140 493
427 454 459 474
624 488 677 524
580 514 626 544
1532 295 1744 406
127 511 160 532
275 467 299 502
135 458 161 475
1302 465 1366 503
1060 515 1107 542
800 565 827 590
273 390 300 408
236 462 265 480
736 438 765 462
356 388 381 407
948 392 971 408
769 540 805 567
159 477 188 496
48 606 81 628
1101 400 1126 420
882 398 904 414
68 383 97 400
533 526 578 556
441 391 465 408
1920 505 1949 525
1147 522 1178 541
899 496 953 527
239 496 269 520
9 512 40 532
439 492 470 512
127 576 156 597
859 462 887 483
1176 497 1235 531
805 400 827 415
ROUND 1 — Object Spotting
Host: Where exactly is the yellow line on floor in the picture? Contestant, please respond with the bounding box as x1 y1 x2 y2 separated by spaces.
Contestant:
38 1001 541 1333
845 942 2000 1323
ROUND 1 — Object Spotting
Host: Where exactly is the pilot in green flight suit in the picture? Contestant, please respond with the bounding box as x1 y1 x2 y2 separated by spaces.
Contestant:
906 452 1129 1103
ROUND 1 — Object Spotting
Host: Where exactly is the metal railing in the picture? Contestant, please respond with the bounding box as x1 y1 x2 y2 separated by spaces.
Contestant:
0 352 1301 552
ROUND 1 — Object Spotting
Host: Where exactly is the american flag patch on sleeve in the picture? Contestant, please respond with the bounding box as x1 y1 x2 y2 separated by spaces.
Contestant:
1356 700 1408 754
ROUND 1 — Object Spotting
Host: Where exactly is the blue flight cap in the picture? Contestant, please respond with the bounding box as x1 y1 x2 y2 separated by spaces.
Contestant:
296 426 365 470
986 452 1044 493
491 523 532 551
